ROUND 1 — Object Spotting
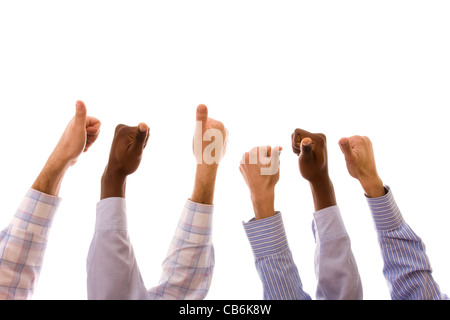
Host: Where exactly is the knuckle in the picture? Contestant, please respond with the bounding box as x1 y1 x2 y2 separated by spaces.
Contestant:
315 133 327 145
317 133 326 141
115 124 126 134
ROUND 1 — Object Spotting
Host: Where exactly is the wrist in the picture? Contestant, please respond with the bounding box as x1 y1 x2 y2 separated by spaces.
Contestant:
359 175 385 198
102 164 128 181
31 154 71 197
196 162 219 174
50 144 80 168
47 151 72 173
190 164 218 205
309 177 337 212
251 190 275 220
309 174 332 190
101 166 127 200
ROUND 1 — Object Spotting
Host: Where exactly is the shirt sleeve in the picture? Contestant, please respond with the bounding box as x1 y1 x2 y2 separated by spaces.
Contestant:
0 189 61 300
86 198 214 300
312 205 363 300
242 213 312 300
366 186 447 300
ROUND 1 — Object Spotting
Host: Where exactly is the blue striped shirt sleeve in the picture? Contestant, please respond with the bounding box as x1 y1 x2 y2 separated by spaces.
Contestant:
243 213 312 300
366 186 448 300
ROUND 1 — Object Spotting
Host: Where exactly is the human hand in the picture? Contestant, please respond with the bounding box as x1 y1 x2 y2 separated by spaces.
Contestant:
51 100 101 168
101 123 150 199
32 101 101 197
104 123 150 178
190 104 228 205
239 146 282 220
193 104 228 167
339 135 385 198
292 128 336 211
291 128 329 185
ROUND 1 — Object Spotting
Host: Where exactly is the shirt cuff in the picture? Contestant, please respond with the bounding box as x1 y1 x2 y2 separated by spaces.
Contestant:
242 212 289 259
11 189 61 238
313 205 347 243
175 199 214 243
365 185 404 231
95 197 127 231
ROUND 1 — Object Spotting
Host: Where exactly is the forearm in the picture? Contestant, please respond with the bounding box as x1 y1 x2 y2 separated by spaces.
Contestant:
87 198 148 300
190 164 218 205
309 176 337 212
148 199 215 300
367 187 445 300
378 225 444 300
251 190 275 220
0 190 60 300
32 153 70 197
359 174 385 198
256 249 309 300
243 213 311 300
313 206 362 300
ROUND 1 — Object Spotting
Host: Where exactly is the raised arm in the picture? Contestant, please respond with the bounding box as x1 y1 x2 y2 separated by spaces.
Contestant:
0 101 100 300
339 135 446 300
87 104 225 300
87 122 150 300
292 128 362 300
147 105 227 299
240 145 311 300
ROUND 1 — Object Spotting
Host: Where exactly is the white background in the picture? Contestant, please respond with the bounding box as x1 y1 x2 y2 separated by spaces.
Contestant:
1 1 449 300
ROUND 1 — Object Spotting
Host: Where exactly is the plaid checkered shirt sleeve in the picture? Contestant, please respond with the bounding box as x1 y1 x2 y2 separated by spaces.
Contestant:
0 189 61 300
87 198 214 300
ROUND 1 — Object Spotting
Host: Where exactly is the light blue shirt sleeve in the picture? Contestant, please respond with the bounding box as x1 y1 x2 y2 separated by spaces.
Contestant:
86 198 149 300
86 197 215 300
312 206 362 300
243 206 362 300
366 186 448 300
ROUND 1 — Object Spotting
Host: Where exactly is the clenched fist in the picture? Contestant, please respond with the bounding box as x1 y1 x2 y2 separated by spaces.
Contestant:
239 146 282 220
339 136 385 198
291 128 336 211
101 123 150 199
106 123 150 177
291 128 329 185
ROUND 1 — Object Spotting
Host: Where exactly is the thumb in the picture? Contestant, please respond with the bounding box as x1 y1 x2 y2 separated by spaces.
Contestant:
300 137 313 160
338 137 352 159
74 100 87 126
196 104 208 122
131 123 149 154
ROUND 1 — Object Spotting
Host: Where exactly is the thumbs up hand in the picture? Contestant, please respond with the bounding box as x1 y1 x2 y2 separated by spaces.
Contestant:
101 122 149 200
32 100 101 197
52 100 101 167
